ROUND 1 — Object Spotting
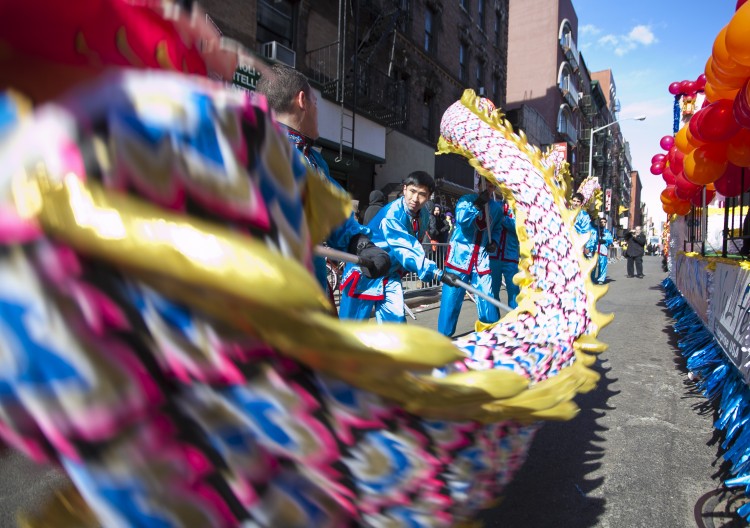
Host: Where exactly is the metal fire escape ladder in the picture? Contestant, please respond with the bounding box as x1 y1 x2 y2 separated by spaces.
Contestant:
335 0 354 164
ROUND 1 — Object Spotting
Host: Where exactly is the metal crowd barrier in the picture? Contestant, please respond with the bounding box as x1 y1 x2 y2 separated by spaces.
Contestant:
401 242 450 293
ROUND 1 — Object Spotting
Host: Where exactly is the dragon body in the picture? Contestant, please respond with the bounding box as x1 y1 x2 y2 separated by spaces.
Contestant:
0 2 611 526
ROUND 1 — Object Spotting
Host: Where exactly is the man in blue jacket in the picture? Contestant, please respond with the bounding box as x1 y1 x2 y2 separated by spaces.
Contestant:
339 171 457 322
489 198 520 310
437 191 501 336
592 217 614 284
570 192 596 257
256 64 390 303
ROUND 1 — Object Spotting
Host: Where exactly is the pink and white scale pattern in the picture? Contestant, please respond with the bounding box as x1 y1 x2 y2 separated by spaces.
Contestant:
440 96 592 382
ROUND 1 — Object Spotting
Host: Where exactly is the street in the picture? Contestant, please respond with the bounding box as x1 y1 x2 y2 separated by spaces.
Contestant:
0 256 743 527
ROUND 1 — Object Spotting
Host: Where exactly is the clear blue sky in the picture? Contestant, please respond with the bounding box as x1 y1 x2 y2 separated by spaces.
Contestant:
572 0 736 229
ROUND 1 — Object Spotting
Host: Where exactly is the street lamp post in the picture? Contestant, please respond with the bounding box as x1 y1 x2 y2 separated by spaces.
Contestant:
587 115 646 223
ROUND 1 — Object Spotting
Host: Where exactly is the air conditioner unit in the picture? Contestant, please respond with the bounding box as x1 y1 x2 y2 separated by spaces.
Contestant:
262 41 296 68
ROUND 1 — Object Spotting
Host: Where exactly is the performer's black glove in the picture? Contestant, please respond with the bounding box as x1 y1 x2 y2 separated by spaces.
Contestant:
440 272 461 288
486 241 498 254
348 234 391 278
474 190 490 209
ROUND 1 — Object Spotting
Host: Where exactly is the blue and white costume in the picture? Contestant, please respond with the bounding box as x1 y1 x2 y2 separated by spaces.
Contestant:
339 197 440 322
285 128 370 295
437 194 500 336
489 200 520 310
573 209 596 257
592 225 614 284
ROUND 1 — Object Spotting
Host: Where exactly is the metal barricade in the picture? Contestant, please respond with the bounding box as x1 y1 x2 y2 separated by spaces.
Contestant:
401 243 450 293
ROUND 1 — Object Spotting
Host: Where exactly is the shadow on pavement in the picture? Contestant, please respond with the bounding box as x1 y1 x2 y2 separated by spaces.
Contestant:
478 357 618 527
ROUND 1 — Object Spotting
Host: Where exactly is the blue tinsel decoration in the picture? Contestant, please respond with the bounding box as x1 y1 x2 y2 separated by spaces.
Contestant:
662 277 750 521
673 96 680 134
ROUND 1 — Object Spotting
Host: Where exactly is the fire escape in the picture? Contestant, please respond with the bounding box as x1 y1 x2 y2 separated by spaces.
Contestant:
303 0 409 163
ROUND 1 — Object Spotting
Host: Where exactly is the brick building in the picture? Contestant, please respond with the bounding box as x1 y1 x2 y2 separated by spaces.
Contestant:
199 0 510 213
504 0 634 230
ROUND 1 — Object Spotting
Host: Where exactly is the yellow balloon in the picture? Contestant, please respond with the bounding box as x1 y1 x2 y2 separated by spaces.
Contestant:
674 126 691 154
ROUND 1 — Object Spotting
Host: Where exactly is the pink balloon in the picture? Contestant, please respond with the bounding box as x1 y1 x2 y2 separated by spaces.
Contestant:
650 162 665 175
714 163 750 197
696 74 707 90
651 153 666 164
660 135 675 151
668 82 682 95
683 81 697 94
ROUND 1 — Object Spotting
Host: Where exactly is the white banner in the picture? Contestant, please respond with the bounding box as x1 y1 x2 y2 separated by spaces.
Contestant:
674 254 711 324
710 262 750 381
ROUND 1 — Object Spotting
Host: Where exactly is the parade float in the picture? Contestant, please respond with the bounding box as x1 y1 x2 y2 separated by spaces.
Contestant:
657 0 750 521
0 1 611 526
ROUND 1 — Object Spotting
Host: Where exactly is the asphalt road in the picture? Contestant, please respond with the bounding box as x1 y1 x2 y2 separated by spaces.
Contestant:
0 256 743 527
476 256 744 528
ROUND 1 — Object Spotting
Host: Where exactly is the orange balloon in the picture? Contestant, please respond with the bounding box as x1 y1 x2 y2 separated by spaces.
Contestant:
684 143 728 185
726 2 750 67
660 186 678 205
685 126 706 149
727 128 750 167
673 199 692 216
705 82 740 103
713 26 732 65
662 202 675 215
707 52 750 94
674 126 691 153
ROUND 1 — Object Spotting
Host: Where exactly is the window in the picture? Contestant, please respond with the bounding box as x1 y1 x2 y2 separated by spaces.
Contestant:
397 0 411 32
257 0 295 48
492 75 499 104
459 43 467 82
557 105 577 143
477 0 484 30
460 0 469 12
494 10 501 47
424 8 435 53
476 60 484 90
422 96 434 139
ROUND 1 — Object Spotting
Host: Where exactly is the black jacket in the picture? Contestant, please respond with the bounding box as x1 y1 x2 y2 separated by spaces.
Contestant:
624 231 647 257
363 190 385 225
428 205 451 243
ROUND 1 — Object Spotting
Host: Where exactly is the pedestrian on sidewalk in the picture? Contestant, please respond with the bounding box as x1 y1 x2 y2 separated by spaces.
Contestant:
437 191 501 337
624 225 647 278
363 189 385 225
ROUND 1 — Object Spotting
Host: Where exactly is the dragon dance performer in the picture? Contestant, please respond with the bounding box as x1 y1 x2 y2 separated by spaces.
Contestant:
569 192 597 257
489 197 520 309
255 64 390 301
437 191 501 336
339 171 455 322
592 217 614 284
